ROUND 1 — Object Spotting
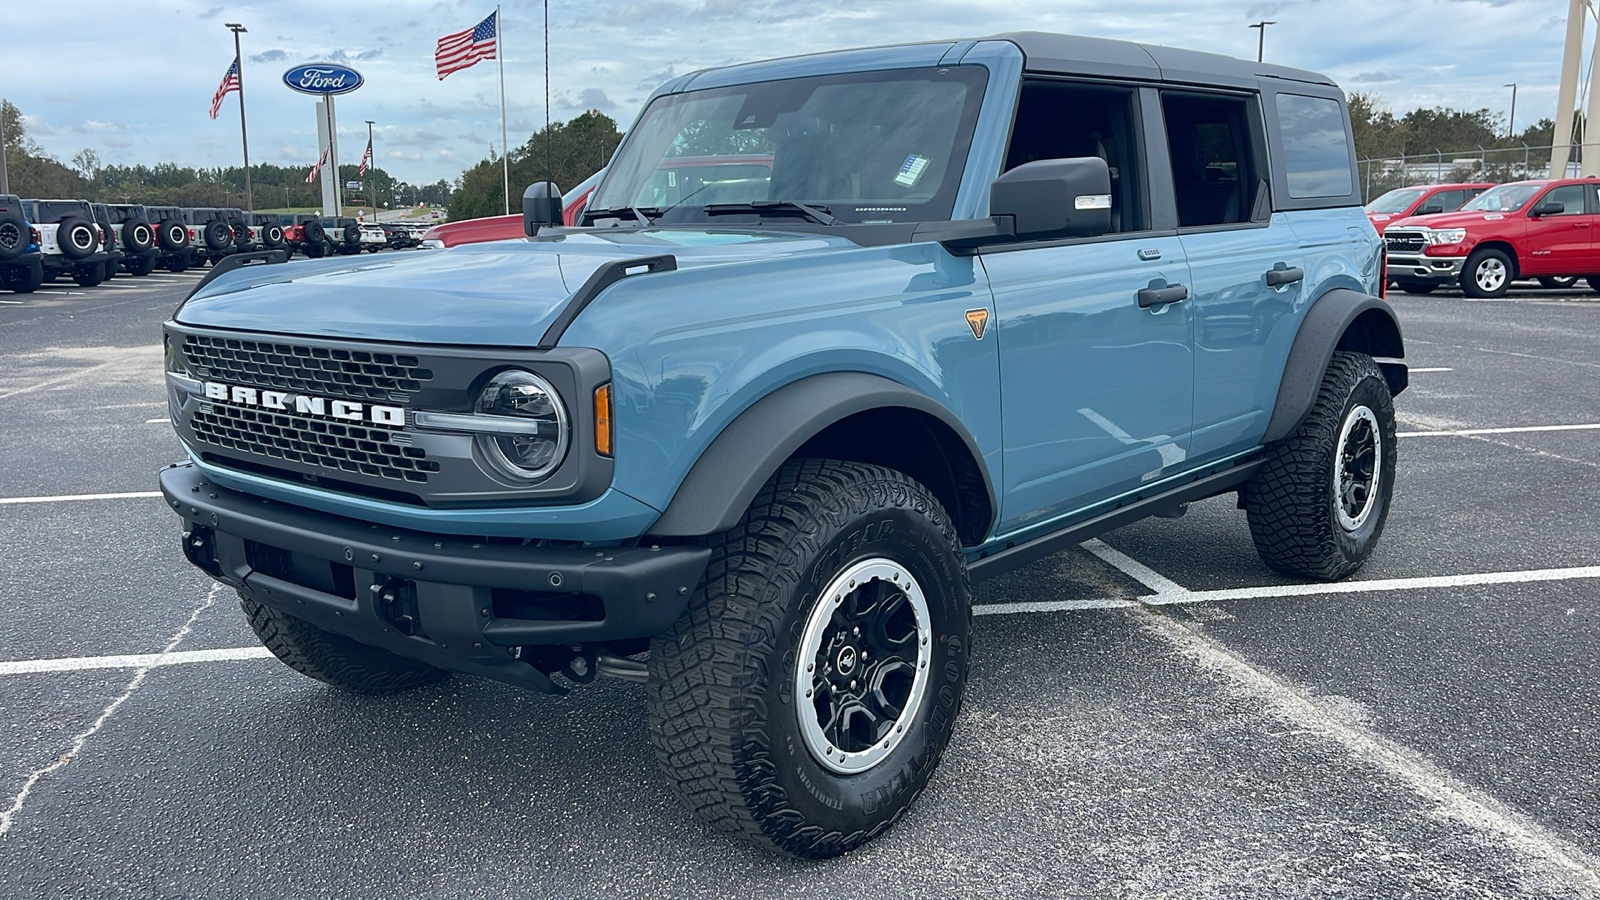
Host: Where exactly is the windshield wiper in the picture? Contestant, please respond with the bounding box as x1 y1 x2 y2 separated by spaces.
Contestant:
582 206 660 226
703 201 838 226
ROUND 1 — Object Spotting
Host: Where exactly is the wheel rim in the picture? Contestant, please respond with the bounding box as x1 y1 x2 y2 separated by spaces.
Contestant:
1474 257 1506 292
795 557 933 775
70 226 93 251
1334 405 1382 532
0 222 20 250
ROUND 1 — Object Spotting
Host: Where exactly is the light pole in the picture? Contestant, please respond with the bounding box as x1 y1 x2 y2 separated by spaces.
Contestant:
0 104 9 195
225 22 253 212
1504 83 1518 139
1250 21 1276 63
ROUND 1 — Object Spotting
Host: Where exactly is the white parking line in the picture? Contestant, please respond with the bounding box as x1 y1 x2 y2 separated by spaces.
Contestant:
0 646 273 676
145 417 168 424
1399 423 1600 437
1408 367 1453 373
0 491 162 505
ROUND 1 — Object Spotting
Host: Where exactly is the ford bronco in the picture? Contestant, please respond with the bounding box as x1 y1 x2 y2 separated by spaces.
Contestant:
160 33 1404 858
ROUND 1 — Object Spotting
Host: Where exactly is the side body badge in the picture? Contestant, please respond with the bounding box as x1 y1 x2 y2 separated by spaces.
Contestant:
965 308 990 340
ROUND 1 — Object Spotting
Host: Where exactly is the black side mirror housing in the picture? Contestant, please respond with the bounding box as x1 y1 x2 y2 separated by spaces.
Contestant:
1416 203 1444 215
1530 201 1564 218
990 157 1112 241
523 182 564 236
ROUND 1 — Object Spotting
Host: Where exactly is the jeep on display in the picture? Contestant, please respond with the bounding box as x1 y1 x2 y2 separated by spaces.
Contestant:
87 203 128 281
105 203 162 276
24 198 110 286
247 212 288 253
144 205 197 271
1383 177 1600 296
1364 182 1493 234
277 214 325 258
0 193 45 293
160 33 1403 859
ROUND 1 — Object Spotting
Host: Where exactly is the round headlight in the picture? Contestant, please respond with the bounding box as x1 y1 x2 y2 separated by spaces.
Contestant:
473 369 569 482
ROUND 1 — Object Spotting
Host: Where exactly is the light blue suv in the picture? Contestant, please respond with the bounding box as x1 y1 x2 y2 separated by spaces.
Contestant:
160 32 1405 857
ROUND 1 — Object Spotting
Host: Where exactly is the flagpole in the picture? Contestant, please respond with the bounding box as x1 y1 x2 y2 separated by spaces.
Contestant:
226 23 252 212
497 5 510 216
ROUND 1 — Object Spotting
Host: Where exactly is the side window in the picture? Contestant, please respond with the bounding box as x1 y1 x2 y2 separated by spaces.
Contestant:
1004 80 1145 233
1275 93 1353 199
1538 185 1587 216
1431 190 1464 212
1161 92 1263 228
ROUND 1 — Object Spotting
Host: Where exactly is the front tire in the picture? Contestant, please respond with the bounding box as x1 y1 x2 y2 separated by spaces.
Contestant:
647 459 970 859
1243 351 1397 580
241 592 447 694
1460 248 1512 298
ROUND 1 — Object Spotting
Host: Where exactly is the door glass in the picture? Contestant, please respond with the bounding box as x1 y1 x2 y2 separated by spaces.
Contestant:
1538 185 1586 216
1161 93 1263 227
1004 81 1144 232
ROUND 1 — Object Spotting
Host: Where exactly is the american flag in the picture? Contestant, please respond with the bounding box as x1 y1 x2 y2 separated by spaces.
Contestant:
436 11 497 80
358 138 373 175
304 146 330 184
209 58 240 120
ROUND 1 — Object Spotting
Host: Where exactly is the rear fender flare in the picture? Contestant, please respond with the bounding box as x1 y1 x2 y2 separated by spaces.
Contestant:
1262 288 1406 444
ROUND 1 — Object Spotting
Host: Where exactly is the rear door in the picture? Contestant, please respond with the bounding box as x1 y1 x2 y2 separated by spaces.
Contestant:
1520 184 1594 275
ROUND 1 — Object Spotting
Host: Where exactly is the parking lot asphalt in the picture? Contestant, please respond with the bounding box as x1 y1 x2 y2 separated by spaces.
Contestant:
1 272 1597 898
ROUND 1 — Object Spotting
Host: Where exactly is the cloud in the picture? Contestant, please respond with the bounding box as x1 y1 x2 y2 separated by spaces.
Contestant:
577 88 614 110
104 137 133 148
197 6 223 19
251 49 289 63
1352 71 1399 83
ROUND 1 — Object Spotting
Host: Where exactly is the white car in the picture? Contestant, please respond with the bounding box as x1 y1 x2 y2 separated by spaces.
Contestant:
358 223 387 253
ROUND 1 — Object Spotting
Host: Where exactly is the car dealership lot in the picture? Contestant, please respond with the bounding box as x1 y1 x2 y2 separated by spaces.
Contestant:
1 271 1597 897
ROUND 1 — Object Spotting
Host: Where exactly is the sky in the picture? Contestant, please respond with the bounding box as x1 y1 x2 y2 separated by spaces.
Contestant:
1 0 1585 188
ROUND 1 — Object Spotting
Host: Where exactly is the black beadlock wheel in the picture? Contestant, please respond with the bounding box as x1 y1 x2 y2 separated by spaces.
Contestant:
1243 351 1397 580
647 459 970 859
240 592 448 694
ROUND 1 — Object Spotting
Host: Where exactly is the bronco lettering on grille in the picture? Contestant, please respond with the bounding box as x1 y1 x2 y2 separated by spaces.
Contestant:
203 381 404 426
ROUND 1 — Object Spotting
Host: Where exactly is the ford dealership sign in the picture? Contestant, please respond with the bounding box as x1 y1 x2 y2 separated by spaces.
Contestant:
282 63 364 96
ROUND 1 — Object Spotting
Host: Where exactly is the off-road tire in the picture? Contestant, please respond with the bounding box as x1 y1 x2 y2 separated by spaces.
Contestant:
302 220 326 244
56 217 98 259
1243 351 1397 579
647 459 970 859
165 258 189 273
1394 280 1437 295
121 220 155 253
126 254 156 276
71 262 104 287
157 220 190 252
1460 247 1512 298
240 592 447 694
0 211 26 261
202 220 232 252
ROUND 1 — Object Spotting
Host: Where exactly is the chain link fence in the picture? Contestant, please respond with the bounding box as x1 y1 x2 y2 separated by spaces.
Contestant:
1357 143 1591 203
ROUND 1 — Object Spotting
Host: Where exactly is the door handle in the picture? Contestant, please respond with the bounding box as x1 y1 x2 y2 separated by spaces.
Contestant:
1265 266 1305 287
1137 284 1188 308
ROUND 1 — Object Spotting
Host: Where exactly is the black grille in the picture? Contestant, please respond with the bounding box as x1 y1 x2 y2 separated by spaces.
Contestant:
191 402 440 484
182 334 434 403
1385 232 1426 253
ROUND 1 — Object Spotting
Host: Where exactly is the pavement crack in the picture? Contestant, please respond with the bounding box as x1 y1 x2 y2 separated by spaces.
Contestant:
0 583 223 838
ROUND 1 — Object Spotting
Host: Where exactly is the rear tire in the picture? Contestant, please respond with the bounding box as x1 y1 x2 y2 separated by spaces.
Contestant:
72 263 104 287
1394 280 1437 295
127 255 156 276
647 459 970 859
1 264 43 293
1585 276 1600 295
1537 275 1578 290
1460 248 1512 298
1243 351 1397 580
241 592 447 694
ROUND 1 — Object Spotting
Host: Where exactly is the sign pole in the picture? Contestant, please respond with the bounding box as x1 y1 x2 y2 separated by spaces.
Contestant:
226 23 253 212
497 6 510 216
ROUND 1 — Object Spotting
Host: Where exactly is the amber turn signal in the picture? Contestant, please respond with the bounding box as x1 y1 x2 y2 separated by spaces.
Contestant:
594 383 613 457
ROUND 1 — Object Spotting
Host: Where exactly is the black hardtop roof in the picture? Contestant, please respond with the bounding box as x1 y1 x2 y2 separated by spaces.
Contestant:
988 32 1334 87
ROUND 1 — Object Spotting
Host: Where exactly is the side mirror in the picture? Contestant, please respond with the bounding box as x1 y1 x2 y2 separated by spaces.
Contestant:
1530 201 1564 217
990 157 1112 241
1416 203 1444 215
523 181 563 236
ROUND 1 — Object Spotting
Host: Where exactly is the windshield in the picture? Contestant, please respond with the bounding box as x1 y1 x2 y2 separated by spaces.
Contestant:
1461 183 1542 213
1365 188 1426 214
590 65 989 225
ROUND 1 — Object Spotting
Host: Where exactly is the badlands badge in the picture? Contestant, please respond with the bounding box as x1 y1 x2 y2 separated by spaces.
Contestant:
964 308 989 340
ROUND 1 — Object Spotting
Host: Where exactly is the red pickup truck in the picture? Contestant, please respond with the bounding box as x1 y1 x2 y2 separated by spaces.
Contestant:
1382 178 1600 297
1365 182 1494 234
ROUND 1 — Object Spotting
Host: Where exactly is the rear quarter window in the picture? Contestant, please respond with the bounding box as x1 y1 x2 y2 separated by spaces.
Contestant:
1275 93 1353 199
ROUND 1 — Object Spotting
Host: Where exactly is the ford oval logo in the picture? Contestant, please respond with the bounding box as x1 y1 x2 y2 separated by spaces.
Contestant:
282 63 365 96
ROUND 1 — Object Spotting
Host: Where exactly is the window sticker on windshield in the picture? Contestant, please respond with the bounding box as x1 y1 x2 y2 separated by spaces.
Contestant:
895 154 930 188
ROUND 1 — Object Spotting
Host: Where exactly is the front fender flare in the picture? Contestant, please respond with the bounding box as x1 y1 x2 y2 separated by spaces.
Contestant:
1262 288 1406 444
648 372 996 539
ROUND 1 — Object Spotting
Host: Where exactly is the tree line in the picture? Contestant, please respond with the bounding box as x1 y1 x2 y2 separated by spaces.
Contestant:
2 99 450 210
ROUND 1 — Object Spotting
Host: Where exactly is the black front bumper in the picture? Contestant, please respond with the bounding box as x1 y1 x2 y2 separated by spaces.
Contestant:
160 463 708 690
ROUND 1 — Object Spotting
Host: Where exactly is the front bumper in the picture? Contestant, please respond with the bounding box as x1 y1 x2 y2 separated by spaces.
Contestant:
161 462 709 690
1385 253 1464 284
